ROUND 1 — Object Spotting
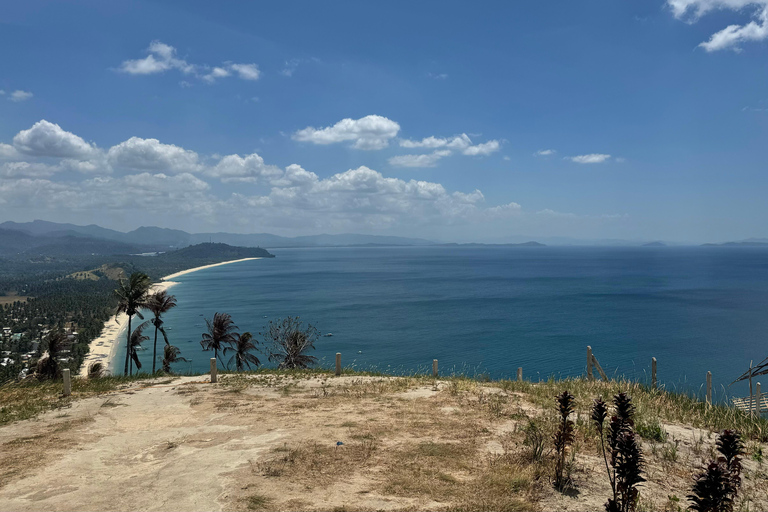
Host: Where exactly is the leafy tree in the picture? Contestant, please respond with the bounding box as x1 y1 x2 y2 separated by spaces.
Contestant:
200 312 239 367
114 272 151 375
128 321 150 375
146 290 177 373
162 344 188 374
262 316 319 369
224 331 261 371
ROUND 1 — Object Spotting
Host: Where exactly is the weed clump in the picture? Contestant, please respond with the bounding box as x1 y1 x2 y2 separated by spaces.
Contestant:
553 390 575 490
593 393 645 512
688 429 744 512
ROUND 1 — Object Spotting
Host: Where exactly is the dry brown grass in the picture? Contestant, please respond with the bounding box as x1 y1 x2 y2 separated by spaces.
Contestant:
2 371 768 511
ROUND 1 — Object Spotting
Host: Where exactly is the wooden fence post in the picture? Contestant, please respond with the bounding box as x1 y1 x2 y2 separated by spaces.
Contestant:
517 367 523 382
62 368 71 396
651 357 657 390
757 382 762 416
706 371 712 406
210 358 217 383
432 359 438 378
587 346 594 381
335 353 341 376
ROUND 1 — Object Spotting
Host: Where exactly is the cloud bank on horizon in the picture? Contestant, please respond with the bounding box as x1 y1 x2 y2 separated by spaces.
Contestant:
0 118 560 236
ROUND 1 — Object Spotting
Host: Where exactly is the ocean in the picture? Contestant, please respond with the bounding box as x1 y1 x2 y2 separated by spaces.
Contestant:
114 246 768 401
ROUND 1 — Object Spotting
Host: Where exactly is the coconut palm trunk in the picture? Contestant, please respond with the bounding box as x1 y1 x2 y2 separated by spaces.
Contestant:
125 315 132 376
152 327 159 373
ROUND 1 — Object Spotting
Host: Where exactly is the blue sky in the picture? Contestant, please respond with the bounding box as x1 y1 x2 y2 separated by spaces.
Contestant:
1 0 767 242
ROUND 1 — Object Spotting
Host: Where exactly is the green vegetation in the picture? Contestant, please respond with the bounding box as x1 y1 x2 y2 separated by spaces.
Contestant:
224 331 261 371
146 290 177 374
200 312 240 368
0 243 274 384
115 272 152 376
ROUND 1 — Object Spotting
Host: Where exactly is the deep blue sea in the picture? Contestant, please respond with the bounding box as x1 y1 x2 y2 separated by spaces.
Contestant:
114 246 768 401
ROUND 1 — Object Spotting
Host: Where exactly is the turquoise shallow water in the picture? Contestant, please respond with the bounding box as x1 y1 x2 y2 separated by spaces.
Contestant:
114 246 768 401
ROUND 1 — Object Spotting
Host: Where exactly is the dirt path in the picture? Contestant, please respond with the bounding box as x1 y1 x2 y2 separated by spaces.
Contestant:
1 375 767 512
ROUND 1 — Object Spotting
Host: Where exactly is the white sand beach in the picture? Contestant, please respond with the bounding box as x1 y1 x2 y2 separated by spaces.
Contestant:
78 257 261 377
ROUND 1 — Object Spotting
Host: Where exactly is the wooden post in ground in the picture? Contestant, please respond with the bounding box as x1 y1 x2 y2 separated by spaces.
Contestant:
210 358 217 383
706 371 712 406
335 353 341 376
517 367 523 382
587 346 594 381
748 360 754 416
757 382 762 417
432 359 438 378
62 368 71 396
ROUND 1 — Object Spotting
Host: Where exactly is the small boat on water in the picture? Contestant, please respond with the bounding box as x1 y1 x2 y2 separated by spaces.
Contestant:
324 333 333 337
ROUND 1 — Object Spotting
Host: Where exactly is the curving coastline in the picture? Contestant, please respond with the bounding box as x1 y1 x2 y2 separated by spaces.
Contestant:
78 257 261 377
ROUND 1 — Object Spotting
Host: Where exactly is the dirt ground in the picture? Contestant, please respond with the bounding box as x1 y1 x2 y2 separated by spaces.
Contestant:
0 293 29 305
0 374 766 512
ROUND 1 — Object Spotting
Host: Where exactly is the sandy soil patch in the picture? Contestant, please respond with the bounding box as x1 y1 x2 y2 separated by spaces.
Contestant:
1 374 766 512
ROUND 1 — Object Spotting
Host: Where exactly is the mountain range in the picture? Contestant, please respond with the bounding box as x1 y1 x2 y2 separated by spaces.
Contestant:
0 220 439 257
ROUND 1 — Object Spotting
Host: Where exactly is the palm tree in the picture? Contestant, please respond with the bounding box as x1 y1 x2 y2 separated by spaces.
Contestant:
200 312 239 368
162 344 188 374
224 331 261 371
36 330 66 380
128 321 150 375
146 290 177 374
115 272 152 376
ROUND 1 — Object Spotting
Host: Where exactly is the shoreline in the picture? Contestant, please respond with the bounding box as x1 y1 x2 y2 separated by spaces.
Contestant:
79 257 261 377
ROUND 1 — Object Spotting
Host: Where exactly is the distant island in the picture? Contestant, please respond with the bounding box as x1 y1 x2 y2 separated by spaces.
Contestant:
437 241 546 247
642 241 667 247
702 240 768 247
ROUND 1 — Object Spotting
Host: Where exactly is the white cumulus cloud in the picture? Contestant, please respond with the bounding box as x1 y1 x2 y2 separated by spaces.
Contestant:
400 134 472 149
292 115 401 150
566 153 611 164
107 137 201 173
229 63 261 81
668 0 768 51
206 153 283 183
400 134 499 155
9 90 33 102
568 154 612 164
0 162 60 178
119 41 195 75
0 143 21 160
535 149 556 156
118 41 261 83
388 150 452 168
13 120 97 159
462 140 500 156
